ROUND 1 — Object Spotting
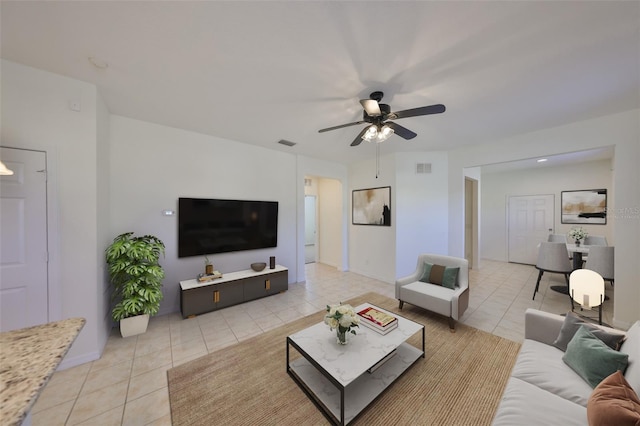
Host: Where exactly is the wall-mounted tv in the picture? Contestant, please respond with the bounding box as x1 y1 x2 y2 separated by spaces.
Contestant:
178 198 278 258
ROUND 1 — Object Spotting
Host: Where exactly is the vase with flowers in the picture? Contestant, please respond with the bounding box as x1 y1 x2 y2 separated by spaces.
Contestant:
325 303 360 345
568 227 588 246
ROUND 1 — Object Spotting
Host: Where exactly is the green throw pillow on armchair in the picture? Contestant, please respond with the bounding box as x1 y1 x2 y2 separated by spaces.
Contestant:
419 263 459 289
419 262 433 283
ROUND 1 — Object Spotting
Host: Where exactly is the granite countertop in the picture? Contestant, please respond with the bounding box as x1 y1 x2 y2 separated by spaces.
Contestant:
0 318 85 426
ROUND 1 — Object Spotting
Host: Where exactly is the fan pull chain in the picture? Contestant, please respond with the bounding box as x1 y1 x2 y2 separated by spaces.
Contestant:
375 143 380 178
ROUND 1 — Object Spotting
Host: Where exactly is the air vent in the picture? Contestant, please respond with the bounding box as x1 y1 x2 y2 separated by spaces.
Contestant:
278 139 296 147
304 178 312 187
416 163 432 174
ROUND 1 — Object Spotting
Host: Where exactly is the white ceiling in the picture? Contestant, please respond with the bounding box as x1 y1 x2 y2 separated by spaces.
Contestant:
1 1 638 165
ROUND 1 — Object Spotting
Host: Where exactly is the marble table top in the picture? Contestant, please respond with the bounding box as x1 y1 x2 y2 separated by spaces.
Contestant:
288 303 423 386
0 318 85 426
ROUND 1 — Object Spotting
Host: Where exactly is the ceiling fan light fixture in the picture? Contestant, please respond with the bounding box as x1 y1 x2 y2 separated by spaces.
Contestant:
362 124 394 143
0 161 14 176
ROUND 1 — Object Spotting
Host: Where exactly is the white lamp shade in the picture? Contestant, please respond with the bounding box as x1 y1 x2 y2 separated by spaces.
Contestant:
570 269 604 308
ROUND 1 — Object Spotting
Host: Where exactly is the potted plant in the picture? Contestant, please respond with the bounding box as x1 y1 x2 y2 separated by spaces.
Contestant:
106 232 165 337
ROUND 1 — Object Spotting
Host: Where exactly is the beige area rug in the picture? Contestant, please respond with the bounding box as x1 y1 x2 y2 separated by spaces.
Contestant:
167 292 521 425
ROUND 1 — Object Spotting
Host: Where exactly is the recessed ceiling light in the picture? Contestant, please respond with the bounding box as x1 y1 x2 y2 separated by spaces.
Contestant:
537 158 548 163
88 56 109 69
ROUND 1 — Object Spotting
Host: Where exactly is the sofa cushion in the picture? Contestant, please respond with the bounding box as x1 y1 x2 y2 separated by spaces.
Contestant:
563 326 629 388
619 321 640 394
439 266 459 289
419 262 433 283
553 312 625 351
511 338 594 406
492 377 587 426
399 281 452 317
553 311 626 352
587 371 640 426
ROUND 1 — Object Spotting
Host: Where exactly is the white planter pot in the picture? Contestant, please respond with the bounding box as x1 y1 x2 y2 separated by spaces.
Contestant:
120 314 150 338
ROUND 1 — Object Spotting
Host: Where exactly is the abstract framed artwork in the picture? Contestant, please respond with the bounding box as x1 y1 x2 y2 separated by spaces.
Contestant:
561 189 607 225
352 186 391 226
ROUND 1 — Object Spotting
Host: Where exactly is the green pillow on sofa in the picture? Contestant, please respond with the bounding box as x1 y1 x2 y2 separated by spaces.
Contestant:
553 311 626 352
563 326 629 388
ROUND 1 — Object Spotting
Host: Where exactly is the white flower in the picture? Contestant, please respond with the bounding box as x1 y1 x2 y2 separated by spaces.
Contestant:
326 303 359 334
339 314 355 328
568 227 588 240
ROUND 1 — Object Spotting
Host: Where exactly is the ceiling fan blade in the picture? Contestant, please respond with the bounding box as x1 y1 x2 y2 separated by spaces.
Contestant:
318 121 365 133
389 104 446 120
385 121 417 140
350 127 369 146
360 99 381 117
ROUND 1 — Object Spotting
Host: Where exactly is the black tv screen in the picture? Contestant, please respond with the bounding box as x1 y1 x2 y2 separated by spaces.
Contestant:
178 198 278 258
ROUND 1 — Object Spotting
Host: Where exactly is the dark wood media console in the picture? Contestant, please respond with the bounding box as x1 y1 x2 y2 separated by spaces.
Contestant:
179 265 288 318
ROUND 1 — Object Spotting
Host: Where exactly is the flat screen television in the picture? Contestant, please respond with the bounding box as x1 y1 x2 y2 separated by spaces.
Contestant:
178 198 278 258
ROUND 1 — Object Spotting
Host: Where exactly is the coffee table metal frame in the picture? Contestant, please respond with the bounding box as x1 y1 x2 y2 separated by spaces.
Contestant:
286 303 425 425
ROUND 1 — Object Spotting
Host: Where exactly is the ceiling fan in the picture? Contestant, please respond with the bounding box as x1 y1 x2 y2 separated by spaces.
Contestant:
318 91 445 146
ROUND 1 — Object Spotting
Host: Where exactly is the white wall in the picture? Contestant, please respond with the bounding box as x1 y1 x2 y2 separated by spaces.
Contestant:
348 153 396 283
395 151 449 278
449 110 640 328
1 60 106 366
95 90 111 357
481 159 613 262
317 178 342 268
109 115 298 316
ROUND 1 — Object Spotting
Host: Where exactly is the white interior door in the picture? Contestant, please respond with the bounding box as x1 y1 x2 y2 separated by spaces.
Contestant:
0 147 48 331
508 194 554 265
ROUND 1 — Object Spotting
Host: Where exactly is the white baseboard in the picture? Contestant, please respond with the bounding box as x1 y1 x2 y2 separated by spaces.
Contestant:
57 350 100 371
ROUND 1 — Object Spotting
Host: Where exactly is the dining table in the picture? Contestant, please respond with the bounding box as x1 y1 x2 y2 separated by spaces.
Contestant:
566 243 591 270
548 243 592 295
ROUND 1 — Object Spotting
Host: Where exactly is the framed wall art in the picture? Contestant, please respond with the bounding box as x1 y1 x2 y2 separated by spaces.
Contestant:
561 189 607 225
352 186 391 226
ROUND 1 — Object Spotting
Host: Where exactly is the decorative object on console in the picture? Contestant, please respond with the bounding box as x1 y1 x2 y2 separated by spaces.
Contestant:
204 256 214 275
270 256 275 269
562 189 607 225
105 232 165 337
568 226 588 246
325 303 360 345
197 271 222 282
251 262 267 272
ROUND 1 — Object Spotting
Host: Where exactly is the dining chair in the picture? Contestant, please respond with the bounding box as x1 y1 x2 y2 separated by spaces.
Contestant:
569 269 605 324
581 235 608 265
532 242 573 300
584 245 615 286
548 233 571 260
583 235 608 246
547 234 567 243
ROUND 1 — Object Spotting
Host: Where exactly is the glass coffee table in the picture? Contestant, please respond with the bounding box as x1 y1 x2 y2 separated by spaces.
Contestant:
286 303 425 425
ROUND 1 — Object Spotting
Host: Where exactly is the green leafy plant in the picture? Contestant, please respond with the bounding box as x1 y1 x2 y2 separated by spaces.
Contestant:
106 232 165 321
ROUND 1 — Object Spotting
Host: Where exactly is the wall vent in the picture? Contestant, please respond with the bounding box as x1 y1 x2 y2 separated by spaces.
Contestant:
304 178 312 187
278 139 296 147
416 163 432 174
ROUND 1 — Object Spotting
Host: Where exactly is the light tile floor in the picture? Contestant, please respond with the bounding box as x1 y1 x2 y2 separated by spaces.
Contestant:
32 260 614 425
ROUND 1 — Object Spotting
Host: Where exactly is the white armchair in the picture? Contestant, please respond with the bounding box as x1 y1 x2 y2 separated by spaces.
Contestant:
395 254 469 331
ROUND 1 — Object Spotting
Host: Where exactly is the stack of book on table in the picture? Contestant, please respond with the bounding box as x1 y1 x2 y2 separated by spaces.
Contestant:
357 306 398 335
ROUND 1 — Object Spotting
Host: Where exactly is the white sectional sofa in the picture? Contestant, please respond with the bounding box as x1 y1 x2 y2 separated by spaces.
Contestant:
492 309 640 425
